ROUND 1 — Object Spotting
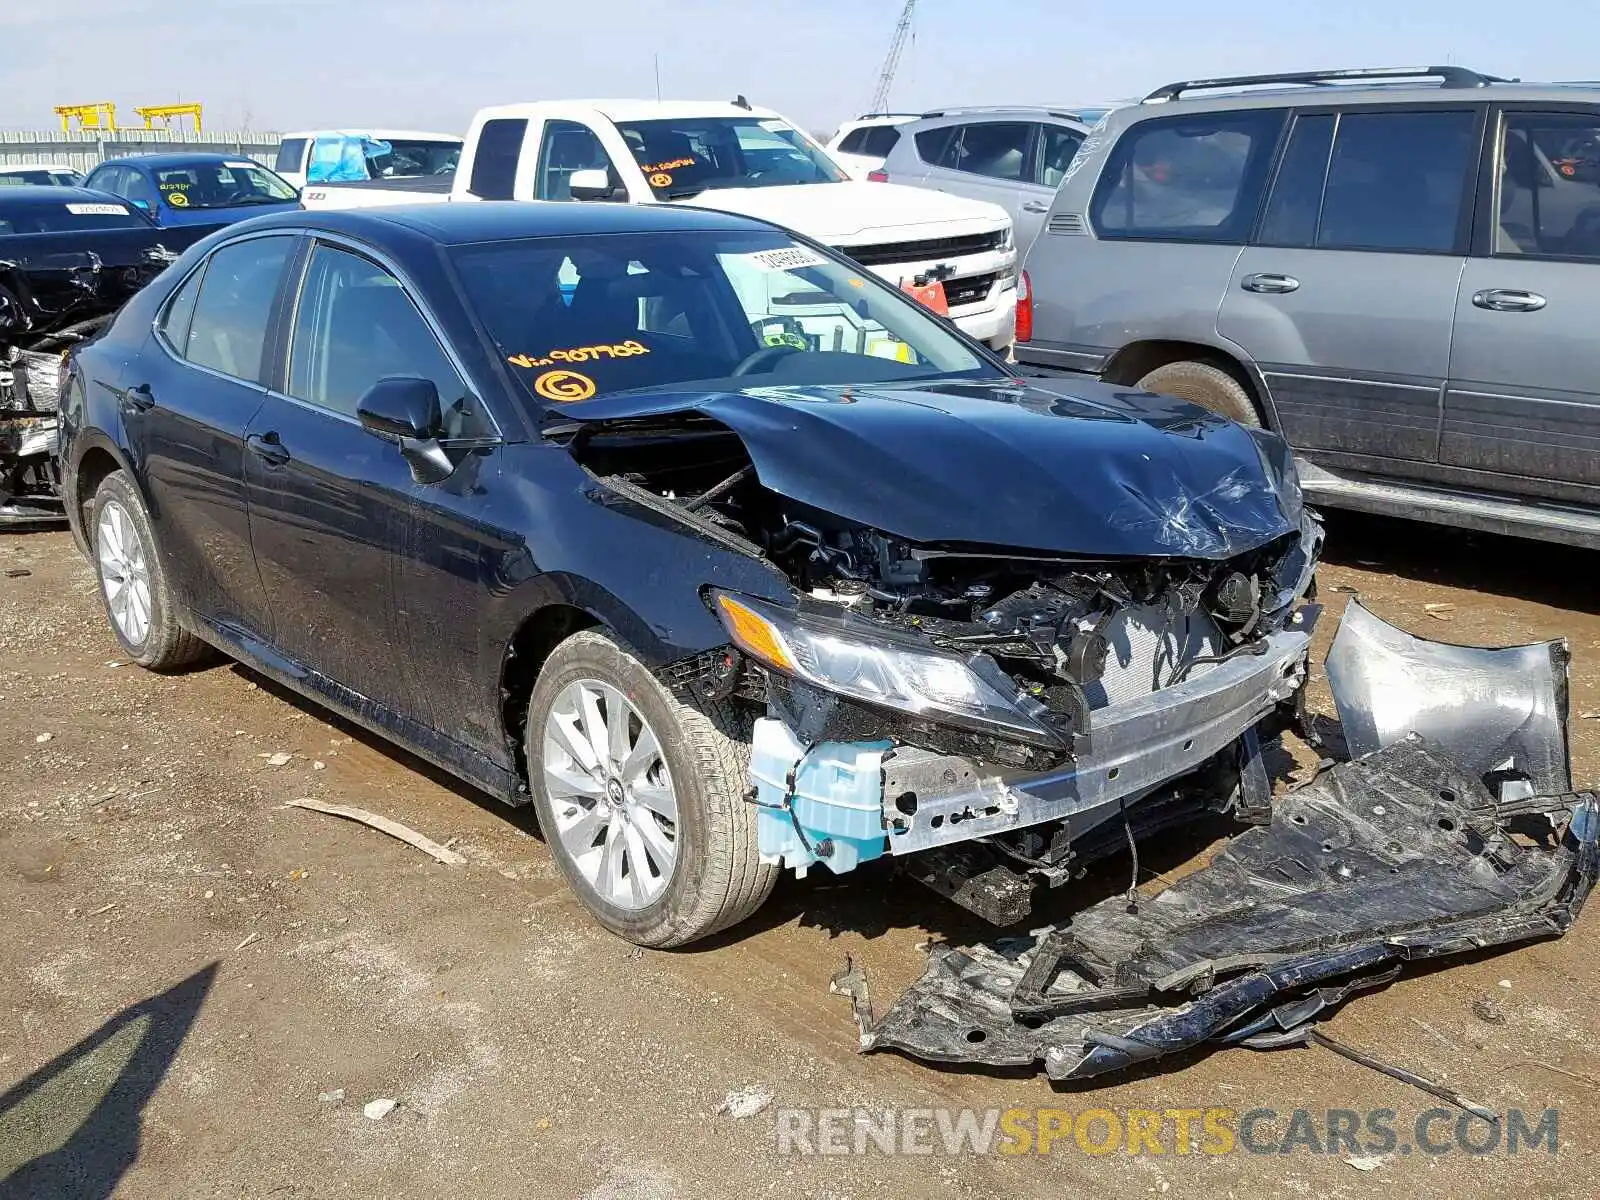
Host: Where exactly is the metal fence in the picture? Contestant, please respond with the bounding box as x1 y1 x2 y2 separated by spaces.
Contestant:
0 129 284 174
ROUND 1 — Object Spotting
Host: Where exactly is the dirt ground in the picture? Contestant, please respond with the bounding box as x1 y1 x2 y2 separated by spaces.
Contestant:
1 511 1597 1199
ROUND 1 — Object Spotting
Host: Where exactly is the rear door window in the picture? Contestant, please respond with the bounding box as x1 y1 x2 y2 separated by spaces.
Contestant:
1091 110 1286 242
469 118 527 200
1495 111 1600 258
1315 110 1477 252
949 122 1036 181
183 236 295 383
1258 113 1336 247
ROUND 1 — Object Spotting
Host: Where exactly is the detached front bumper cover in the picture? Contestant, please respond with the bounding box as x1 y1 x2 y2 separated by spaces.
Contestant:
864 737 1597 1080
852 605 1593 1080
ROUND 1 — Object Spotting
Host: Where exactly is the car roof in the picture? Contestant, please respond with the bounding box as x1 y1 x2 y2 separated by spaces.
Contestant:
896 108 1090 134
279 129 462 142
96 152 268 170
0 184 141 208
1130 66 1600 113
472 100 786 124
0 162 81 173
226 199 783 247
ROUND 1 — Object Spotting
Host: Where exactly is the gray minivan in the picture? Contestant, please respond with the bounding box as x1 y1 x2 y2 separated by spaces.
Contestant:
1019 66 1600 548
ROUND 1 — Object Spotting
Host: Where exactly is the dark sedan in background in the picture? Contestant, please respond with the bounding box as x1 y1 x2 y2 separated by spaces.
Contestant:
82 152 301 233
56 202 1319 947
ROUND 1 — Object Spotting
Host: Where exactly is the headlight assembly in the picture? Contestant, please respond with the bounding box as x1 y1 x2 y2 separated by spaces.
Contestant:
712 590 1061 747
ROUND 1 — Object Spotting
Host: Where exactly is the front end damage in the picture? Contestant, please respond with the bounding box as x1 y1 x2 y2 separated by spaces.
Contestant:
564 381 1322 925
853 607 1595 1082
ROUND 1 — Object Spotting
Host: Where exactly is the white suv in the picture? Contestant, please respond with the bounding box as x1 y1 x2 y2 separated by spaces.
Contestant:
825 115 918 180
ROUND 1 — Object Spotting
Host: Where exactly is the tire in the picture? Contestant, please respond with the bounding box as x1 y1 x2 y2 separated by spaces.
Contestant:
526 629 777 947
89 471 212 671
1136 360 1261 427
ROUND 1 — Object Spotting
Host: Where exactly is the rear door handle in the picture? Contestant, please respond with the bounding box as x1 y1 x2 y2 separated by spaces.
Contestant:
1241 273 1301 294
1022 201 1051 213
245 431 290 467
122 382 155 412
1472 288 1547 313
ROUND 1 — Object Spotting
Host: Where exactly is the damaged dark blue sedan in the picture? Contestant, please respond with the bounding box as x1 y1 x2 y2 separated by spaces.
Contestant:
56 202 1322 947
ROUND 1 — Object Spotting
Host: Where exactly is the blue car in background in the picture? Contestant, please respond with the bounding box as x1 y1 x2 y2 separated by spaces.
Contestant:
82 153 300 232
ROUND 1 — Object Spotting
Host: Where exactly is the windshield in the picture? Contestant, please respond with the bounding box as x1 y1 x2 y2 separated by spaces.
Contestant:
155 161 298 209
0 200 149 234
366 139 461 178
614 118 847 199
452 230 999 410
0 169 83 187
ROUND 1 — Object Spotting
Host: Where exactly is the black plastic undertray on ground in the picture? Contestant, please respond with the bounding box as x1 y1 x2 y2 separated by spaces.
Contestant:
859 736 1599 1081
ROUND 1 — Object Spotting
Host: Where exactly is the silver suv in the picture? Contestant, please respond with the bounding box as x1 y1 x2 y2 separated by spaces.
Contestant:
1019 66 1600 549
877 107 1090 252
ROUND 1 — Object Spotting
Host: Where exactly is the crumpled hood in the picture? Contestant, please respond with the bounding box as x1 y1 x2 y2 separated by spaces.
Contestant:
675 180 1011 244
563 377 1300 559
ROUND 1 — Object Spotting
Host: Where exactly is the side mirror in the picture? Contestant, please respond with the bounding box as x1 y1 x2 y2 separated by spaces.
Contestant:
130 199 153 214
569 168 622 202
356 375 442 439
357 376 455 484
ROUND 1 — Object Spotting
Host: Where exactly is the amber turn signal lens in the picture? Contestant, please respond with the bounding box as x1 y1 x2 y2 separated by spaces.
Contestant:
715 594 795 672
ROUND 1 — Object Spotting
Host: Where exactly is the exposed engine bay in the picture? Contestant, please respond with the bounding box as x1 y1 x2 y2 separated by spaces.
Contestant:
570 407 1321 921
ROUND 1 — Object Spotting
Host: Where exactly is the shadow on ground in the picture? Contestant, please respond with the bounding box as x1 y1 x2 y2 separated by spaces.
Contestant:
1320 510 1600 614
0 964 218 1200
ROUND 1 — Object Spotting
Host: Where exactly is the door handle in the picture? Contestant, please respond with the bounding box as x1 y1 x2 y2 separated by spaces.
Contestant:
1022 201 1051 213
1472 288 1546 313
245 431 291 467
1241 273 1301 294
122 382 155 412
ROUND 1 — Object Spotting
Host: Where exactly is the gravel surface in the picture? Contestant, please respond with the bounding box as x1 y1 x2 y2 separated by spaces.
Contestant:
2 513 1597 1198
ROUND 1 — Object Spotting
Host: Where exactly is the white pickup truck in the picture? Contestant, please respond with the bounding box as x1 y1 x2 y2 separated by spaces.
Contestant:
301 100 1019 349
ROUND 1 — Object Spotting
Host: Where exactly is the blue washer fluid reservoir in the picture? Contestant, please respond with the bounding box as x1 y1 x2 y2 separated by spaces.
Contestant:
749 717 893 877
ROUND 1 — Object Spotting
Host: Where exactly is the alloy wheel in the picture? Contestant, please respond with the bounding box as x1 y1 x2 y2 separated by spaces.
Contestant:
96 498 152 647
542 679 680 911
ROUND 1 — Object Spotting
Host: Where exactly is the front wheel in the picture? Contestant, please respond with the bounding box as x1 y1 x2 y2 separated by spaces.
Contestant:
526 630 777 947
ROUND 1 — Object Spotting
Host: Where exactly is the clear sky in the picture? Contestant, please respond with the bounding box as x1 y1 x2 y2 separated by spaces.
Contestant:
6 0 1596 136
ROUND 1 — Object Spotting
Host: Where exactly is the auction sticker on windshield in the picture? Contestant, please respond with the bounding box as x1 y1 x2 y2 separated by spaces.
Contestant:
737 247 831 272
533 370 597 402
507 340 650 369
166 192 190 207
65 203 128 216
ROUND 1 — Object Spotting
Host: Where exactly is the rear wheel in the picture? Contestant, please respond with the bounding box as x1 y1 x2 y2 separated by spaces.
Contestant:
1136 360 1261 427
90 471 211 671
526 629 776 947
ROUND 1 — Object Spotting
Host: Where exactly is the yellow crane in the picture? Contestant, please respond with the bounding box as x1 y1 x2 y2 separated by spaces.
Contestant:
53 101 205 134
134 103 203 134
54 102 119 132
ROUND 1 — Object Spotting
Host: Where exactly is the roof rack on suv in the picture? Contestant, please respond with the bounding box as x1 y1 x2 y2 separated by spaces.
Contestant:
1142 66 1509 103
853 111 922 120
919 105 1083 121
